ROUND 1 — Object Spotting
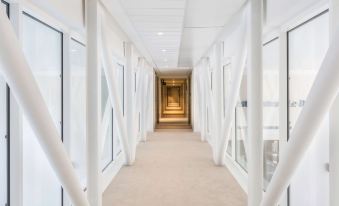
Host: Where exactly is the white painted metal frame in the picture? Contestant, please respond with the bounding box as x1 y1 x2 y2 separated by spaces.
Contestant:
0 5 90 206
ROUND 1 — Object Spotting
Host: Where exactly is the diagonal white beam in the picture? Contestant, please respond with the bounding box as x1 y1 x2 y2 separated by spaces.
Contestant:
214 26 248 165
100 19 132 165
0 8 89 206
261 27 339 206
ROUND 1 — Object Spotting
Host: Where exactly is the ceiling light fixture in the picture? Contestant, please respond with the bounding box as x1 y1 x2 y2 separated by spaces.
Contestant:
157 32 164 36
162 49 167 52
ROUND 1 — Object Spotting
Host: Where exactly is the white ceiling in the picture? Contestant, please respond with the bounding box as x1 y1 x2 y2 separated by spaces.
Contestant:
119 0 245 74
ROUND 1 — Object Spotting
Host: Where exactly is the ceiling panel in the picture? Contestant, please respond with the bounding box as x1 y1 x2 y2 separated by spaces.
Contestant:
120 0 186 71
119 0 245 73
178 0 245 67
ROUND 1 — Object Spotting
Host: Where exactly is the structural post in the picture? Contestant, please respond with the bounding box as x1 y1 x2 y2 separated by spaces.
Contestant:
213 42 224 165
9 2 24 206
125 42 136 165
248 0 263 205
329 0 339 205
86 0 101 205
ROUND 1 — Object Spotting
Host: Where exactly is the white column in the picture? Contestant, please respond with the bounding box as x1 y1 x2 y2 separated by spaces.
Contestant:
9 2 23 206
124 42 136 164
0 6 89 206
86 0 101 205
212 42 224 165
248 0 263 205
261 26 339 206
329 0 339 205
198 58 209 142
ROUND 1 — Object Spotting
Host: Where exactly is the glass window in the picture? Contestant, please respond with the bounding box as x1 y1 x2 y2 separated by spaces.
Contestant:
223 64 232 156
0 2 9 205
113 63 124 157
288 11 329 206
235 69 247 171
22 13 62 206
101 68 113 171
69 39 87 187
226 127 233 157
262 39 280 189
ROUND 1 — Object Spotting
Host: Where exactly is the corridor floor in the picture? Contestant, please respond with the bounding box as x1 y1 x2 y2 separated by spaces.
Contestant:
103 130 247 206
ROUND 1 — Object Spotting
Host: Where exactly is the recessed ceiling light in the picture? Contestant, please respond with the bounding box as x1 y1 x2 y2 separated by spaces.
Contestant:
157 32 164 36
162 49 167 52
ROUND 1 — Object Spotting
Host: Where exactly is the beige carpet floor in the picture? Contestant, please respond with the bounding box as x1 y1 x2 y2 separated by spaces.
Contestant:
103 130 247 206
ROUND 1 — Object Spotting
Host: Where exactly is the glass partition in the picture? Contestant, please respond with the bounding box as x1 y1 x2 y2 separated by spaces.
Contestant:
101 69 113 171
69 39 87 187
113 63 124 156
288 11 329 206
262 39 280 189
22 13 62 206
235 69 247 171
223 64 233 156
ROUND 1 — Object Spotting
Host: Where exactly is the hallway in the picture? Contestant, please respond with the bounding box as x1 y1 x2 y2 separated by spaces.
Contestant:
103 131 247 206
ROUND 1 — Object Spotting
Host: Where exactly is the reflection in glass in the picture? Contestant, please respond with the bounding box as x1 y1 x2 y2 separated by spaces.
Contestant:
22 14 62 206
263 39 280 189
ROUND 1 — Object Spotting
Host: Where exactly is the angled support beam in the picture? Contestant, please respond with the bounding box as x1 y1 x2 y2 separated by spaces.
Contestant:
0 7 89 206
261 27 339 206
248 0 264 205
214 30 248 166
100 19 132 165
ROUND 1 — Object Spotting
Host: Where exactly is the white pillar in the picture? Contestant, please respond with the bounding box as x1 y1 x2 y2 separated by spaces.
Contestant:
125 42 136 164
0 7 89 206
212 42 224 165
329 0 339 205
9 2 24 206
86 0 101 205
248 0 263 205
261 27 339 206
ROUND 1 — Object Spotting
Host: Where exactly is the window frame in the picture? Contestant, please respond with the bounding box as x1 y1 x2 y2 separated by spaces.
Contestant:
286 9 330 206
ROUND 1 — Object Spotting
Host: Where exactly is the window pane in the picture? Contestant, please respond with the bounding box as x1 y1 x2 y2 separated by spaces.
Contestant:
0 2 9 205
101 69 113 170
113 63 124 157
22 14 62 206
223 64 232 156
263 39 280 189
70 40 87 187
235 70 247 171
288 12 329 206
